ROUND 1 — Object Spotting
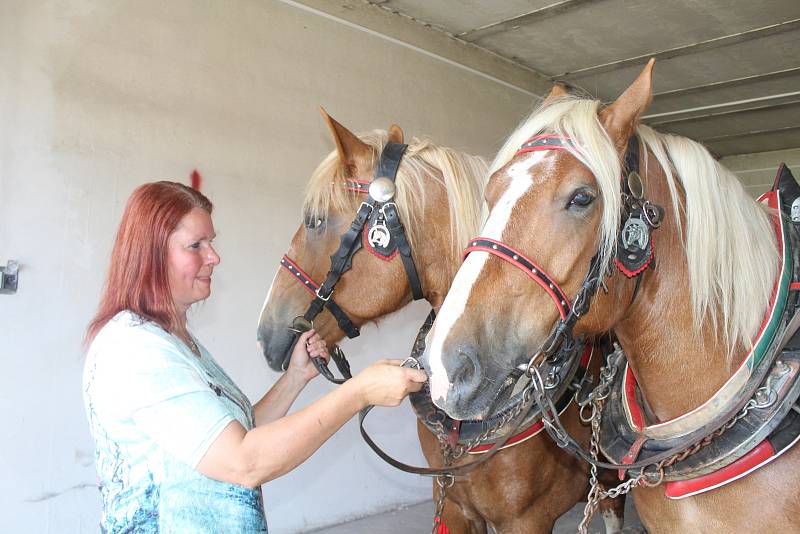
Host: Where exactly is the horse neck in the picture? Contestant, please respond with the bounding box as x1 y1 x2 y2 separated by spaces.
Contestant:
613 276 740 422
414 182 465 310
610 155 747 422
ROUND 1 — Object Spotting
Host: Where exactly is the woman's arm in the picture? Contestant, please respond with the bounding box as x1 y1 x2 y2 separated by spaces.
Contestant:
251 330 328 426
197 359 426 487
251 370 307 426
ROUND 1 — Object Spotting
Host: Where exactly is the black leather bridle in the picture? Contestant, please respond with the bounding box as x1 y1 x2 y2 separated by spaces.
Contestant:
279 141 424 383
469 133 674 474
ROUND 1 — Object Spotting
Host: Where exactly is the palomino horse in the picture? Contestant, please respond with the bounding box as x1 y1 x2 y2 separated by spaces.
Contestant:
423 58 800 533
257 113 628 533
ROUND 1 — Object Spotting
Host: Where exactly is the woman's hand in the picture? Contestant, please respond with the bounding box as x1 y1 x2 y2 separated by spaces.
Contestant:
286 330 329 383
350 359 428 408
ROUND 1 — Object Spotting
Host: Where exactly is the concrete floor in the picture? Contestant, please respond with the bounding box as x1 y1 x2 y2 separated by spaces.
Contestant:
309 498 643 533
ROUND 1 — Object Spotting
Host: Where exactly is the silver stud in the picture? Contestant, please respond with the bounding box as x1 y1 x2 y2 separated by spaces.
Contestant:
561 300 566 306
513 255 519 260
549 283 554 289
369 177 396 202
492 244 498 250
532 268 537 274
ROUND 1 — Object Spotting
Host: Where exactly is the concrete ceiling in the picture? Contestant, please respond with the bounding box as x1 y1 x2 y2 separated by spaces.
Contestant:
353 0 800 157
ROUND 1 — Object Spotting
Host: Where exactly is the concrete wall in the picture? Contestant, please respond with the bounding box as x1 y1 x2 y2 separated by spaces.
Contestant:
0 1 535 532
721 148 800 198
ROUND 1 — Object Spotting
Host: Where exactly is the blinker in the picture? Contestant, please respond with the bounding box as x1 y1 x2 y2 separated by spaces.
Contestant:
369 177 396 203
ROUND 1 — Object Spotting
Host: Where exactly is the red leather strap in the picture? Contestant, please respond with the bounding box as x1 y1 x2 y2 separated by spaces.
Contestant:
280 255 320 295
463 237 571 320
664 440 775 499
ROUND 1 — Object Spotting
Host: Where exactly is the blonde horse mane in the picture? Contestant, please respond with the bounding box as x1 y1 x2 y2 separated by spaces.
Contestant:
303 130 488 280
490 96 778 357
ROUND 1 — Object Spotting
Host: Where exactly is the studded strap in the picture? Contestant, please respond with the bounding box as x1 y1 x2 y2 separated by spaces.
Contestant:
463 237 571 319
280 255 360 339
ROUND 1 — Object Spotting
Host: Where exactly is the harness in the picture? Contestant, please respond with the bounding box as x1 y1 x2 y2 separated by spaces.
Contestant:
598 162 800 498
408 317 596 456
279 141 424 383
355 135 638 476
358 310 596 477
498 134 800 499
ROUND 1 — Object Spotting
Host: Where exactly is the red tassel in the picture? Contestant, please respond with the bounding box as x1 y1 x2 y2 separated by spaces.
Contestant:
190 169 202 191
434 517 450 534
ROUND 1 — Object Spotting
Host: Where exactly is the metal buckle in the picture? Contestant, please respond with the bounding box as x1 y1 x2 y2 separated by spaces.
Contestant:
379 202 398 217
315 286 333 302
358 201 375 216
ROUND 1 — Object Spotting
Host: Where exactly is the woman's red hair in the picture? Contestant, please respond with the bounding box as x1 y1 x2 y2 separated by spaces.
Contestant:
86 181 213 344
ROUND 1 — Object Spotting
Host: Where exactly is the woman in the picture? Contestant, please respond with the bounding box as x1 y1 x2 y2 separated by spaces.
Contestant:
83 181 427 533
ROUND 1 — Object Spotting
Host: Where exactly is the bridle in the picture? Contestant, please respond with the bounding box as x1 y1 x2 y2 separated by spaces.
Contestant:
460 133 671 471
279 141 424 383
461 134 644 370
462 237 603 368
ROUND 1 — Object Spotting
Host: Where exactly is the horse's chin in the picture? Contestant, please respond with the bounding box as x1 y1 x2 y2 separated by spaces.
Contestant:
257 322 295 372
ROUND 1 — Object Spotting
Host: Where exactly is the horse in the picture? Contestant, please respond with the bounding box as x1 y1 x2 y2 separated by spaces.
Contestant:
421 58 800 533
256 112 630 533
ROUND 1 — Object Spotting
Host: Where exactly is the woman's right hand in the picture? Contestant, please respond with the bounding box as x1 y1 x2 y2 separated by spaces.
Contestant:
351 359 428 408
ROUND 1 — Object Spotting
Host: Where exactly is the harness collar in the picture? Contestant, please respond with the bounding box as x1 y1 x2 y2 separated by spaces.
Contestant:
597 163 800 496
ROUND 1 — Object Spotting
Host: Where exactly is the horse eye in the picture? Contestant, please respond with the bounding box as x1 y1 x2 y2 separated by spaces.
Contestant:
568 189 595 209
304 214 325 230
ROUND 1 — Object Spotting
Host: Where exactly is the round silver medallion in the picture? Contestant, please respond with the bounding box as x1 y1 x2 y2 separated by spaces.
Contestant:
369 177 396 203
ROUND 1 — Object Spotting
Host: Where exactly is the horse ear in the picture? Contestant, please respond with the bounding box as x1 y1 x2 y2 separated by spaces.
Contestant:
600 58 655 150
543 83 570 104
319 107 370 174
388 124 404 144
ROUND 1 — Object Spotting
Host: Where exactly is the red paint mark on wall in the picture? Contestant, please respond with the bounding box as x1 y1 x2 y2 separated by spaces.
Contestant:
190 169 202 191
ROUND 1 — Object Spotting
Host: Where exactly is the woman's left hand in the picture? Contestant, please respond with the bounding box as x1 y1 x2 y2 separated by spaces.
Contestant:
287 329 329 383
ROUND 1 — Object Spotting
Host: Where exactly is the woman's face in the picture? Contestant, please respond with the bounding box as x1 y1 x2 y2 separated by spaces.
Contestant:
167 208 221 316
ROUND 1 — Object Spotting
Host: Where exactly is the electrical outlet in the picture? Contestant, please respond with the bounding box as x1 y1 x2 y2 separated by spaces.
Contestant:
0 260 19 294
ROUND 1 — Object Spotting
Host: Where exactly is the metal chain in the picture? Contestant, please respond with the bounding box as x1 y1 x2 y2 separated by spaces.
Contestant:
425 381 537 533
578 386 644 534
643 395 761 481
432 468 454 534
576 347 765 534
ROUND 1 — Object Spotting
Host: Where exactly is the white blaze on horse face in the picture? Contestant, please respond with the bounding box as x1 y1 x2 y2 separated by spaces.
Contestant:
427 151 547 402
258 268 282 327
